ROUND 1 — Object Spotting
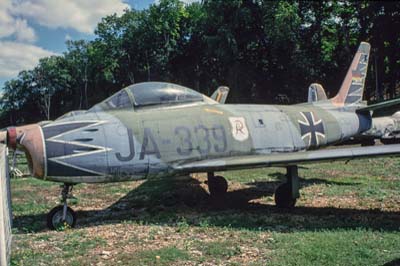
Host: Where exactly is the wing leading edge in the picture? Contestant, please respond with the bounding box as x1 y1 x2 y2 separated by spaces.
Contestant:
174 144 400 173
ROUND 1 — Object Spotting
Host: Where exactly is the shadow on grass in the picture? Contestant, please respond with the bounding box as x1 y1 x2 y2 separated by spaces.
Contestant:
13 174 399 233
383 258 400 266
268 172 362 186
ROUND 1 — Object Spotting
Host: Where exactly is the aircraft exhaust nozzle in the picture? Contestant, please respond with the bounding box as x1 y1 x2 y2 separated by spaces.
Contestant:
3 124 45 178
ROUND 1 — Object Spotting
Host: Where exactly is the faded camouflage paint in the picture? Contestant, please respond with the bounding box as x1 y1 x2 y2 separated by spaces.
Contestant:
37 97 371 183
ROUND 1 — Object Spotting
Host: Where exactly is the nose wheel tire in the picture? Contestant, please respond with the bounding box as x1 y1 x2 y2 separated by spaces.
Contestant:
274 183 297 208
47 183 77 230
47 205 77 230
207 175 228 197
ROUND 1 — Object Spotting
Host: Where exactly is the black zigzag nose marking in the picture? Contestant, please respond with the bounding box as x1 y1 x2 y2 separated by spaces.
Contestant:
42 121 108 177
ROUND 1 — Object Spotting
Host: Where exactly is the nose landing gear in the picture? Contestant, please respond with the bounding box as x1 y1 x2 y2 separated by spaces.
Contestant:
47 184 77 230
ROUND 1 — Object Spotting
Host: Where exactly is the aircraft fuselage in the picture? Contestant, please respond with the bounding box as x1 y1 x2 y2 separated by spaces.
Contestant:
38 102 371 183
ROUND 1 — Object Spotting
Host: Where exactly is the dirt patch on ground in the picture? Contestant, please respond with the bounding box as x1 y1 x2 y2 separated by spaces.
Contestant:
10 170 400 265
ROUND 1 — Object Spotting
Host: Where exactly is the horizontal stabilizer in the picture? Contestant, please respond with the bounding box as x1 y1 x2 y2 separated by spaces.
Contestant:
308 83 328 103
174 144 400 173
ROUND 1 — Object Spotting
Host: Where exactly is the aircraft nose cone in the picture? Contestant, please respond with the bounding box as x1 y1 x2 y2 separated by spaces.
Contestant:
5 124 45 178
6 127 18 149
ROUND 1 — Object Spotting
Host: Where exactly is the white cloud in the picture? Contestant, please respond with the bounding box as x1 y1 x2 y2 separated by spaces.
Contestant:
154 0 199 4
12 0 130 34
0 0 37 42
0 1 15 38
14 19 37 42
0 0 130 82
0 41 56 78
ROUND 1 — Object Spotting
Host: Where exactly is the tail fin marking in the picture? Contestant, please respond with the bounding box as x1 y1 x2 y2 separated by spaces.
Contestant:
331 42 370 106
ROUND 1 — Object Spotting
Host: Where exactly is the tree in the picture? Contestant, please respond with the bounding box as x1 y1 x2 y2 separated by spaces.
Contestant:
33 56 72 120
1 0 400 127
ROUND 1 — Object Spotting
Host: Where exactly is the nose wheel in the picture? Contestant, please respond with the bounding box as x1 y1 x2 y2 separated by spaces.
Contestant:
47 184 77 230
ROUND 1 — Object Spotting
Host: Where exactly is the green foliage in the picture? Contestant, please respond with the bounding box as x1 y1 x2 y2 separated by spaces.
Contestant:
268 229 400 266
1 0 400 125
197 241 241 259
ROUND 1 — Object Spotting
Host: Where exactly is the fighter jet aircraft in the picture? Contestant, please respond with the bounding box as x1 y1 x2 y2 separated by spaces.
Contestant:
3 42 400 229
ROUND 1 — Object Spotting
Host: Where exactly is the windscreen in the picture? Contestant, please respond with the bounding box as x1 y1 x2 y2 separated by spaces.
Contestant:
89 82 204 111
89 89 133 111
127 82 203 107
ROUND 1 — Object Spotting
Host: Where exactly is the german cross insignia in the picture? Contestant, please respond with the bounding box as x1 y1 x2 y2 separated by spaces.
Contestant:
298 112 325 147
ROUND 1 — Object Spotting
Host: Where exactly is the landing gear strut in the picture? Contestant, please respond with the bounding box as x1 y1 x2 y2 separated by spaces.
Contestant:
47 183 77 230
207 172 228 197
274 166 300 208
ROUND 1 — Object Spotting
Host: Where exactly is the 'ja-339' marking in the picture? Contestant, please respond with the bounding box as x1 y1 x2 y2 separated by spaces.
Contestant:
115 124 227 161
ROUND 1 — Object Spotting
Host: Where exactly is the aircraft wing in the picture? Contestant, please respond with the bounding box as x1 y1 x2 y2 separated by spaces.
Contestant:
356 98 400 113
174 144 400 173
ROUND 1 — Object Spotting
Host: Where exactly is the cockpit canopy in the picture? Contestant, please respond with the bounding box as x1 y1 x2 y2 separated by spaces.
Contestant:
90 82 208 111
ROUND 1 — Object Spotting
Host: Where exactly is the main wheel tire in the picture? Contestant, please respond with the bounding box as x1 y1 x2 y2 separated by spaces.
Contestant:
47 205 77 230
361 139 375 146
274 183 296 208
208 175 228 197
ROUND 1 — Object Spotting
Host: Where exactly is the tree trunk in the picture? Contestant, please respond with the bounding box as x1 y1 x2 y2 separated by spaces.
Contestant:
46 94 51 120
84 63 88 109
146 51 151 81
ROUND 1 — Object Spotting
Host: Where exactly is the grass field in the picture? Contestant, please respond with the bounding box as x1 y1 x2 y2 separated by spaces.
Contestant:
10 156 400 266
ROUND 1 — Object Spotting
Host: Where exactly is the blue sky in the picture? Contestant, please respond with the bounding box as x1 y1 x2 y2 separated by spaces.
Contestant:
0 0 161 89
30 0 155 53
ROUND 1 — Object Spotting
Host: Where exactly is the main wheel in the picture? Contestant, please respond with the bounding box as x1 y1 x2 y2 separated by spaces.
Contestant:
207 175 228 197
47 205 77 230
361 139 375 146
274 183 296 208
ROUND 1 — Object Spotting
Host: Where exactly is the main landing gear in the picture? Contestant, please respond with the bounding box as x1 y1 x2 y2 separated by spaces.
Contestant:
274 166 300 208
47 183 77 230
206 172 228 197
206 165 300 208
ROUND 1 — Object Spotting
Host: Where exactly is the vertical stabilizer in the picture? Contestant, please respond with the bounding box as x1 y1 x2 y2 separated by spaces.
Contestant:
331 42 370 106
